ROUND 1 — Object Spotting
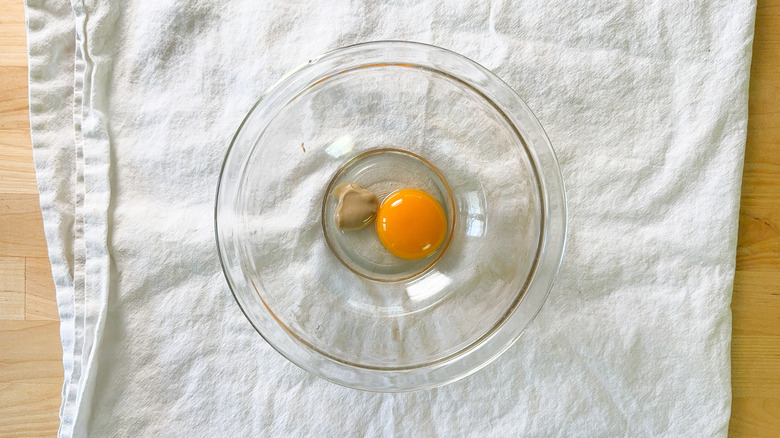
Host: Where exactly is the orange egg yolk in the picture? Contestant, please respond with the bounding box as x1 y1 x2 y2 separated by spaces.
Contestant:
376 189 447 260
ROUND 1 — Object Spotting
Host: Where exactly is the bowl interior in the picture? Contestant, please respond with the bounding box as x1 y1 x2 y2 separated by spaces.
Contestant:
216 42 565 391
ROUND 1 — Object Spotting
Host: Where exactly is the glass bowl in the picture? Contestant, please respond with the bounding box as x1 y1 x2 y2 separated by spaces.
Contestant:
215 41 566 391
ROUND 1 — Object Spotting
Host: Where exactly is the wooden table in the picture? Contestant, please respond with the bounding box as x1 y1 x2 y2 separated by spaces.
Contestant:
1 0 778 436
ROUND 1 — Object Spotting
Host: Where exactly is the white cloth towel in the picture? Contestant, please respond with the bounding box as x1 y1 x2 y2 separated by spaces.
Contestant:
25 1 756 436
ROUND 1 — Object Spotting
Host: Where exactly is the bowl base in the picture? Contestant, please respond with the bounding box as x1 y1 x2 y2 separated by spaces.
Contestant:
321 148 455 282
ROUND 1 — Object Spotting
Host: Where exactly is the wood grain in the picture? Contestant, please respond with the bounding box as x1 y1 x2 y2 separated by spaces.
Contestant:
0 130 38 195
0 194 48 258
0 321 62 437
729 0 780 435
0 67 29 130
0 257 24 320
0 0 778 437
25 257 57 321
0 0 27 69
0 1 63 436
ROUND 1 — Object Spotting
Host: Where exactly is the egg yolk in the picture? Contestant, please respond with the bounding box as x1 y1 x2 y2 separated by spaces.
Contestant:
376 189 447 260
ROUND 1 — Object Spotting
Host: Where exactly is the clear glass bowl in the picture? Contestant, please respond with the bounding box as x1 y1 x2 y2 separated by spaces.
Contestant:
215 41 566 391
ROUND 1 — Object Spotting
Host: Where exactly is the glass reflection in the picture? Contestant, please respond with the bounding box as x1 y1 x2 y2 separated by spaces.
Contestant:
406 271 452 302
325 134 354 158
464 190 485 237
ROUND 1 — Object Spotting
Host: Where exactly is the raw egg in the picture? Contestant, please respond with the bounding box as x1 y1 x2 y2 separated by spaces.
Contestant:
376 189 447 260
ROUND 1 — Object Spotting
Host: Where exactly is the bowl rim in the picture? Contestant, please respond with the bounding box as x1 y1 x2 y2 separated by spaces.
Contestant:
215 40 567 392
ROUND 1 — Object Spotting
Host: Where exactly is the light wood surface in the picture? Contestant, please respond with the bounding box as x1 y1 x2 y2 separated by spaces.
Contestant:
1 0 778 436
1 0 63 436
